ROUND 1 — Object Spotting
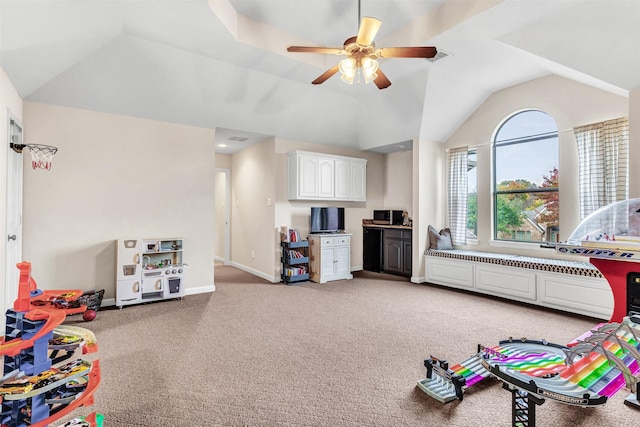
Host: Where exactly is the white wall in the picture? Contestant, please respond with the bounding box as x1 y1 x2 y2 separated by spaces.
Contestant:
214 153 231 263
0 67 24 315
214 170 227 261
630 88 640 199
22 102 216 301
413 137 445 281
384 150 413 215
230 138 277 279
443 75 628 257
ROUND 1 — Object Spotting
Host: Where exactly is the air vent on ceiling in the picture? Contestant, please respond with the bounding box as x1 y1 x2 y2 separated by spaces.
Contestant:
227 136 249 142
426 50 449 63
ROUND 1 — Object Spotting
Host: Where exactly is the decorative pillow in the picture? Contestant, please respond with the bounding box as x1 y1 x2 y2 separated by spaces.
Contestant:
428 225 454 250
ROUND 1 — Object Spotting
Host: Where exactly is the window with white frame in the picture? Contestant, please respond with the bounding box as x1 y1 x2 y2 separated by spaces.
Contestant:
493 110 559 243
467 149 477 241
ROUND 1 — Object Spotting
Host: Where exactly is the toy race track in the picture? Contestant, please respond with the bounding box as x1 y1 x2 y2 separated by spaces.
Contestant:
418 340 568 404
418 315 640 426
1 261 102 427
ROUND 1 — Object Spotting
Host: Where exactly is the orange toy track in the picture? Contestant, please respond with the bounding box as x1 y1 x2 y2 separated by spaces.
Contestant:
29 360 102 427
2 261 102 427
0 309 66 357
1 262 86 357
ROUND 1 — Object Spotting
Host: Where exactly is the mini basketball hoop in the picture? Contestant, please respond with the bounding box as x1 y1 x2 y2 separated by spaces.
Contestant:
10 143 58 170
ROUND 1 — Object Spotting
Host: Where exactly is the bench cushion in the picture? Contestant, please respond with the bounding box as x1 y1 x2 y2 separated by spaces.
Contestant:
425 249 602 278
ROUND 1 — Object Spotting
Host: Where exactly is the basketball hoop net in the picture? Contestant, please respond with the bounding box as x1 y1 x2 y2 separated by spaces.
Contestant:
10 143 58 170
27 144 58 170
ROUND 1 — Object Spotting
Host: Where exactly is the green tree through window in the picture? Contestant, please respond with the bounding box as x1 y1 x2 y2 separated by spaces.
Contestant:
467 149 477 239
493 110 559 243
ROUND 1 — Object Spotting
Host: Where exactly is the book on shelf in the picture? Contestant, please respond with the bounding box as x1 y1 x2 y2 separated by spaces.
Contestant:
287 249 305 259
287 228 301 242
284 266 307 276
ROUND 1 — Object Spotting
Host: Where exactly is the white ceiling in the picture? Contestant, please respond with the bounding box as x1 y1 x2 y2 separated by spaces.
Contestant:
1 0 638 154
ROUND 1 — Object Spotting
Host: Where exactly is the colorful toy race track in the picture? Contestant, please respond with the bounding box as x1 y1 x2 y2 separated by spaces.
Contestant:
418 347 492 403
419 315 640 426
1 261 102 427
418 340 568 403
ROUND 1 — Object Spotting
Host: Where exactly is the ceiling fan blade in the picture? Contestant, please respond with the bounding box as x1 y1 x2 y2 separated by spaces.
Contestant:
312 65 340 85
376 46 437 58
287 46 344 55
374 68 391 90
356 17 382 46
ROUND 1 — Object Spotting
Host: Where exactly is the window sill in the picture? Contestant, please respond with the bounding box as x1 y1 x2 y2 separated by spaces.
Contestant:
489 240 555 251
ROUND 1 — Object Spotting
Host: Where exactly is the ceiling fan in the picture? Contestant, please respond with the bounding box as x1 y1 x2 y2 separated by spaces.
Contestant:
286 0 437 89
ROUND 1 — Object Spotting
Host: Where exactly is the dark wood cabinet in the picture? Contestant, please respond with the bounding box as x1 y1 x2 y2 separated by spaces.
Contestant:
362 226 412 277
403 237 412 275
383 228 412 277
363 227 383 272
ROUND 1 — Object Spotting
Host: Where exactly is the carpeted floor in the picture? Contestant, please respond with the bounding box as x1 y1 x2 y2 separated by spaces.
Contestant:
60 266 639 426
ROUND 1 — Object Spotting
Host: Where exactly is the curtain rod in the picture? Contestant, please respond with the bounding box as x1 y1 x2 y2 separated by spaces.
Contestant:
447 128 575 152
454 116 628 151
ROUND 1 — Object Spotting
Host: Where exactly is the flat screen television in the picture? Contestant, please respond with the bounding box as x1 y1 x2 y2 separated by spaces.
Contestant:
310 207 345 234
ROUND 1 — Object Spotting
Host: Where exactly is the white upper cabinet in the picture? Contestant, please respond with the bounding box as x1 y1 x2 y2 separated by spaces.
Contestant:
297 154 320 198
349 160 366 201
334 159 350 200
318 157 335 199
288 151 367 201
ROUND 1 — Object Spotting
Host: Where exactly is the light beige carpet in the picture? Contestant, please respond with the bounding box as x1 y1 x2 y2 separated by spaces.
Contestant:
60 267 638 426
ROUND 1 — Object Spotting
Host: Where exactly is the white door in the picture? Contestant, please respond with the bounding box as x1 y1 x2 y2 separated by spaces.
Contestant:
5 113 23 316
214 169 230 265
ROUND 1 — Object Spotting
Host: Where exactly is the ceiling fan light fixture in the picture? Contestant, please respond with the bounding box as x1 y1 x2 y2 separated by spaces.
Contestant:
339 58 356 77
364 71 378 85
361 57 378 78
340 73 355 85
339 57 356 84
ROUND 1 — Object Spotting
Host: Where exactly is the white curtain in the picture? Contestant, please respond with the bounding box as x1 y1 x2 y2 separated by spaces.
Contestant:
574 117 629 220
447 147 468 245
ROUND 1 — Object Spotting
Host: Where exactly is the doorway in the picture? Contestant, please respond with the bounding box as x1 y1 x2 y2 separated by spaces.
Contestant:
214 168 230 265
4 113 23 319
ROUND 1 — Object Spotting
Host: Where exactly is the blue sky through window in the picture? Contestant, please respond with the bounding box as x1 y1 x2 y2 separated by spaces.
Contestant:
495 110 558 186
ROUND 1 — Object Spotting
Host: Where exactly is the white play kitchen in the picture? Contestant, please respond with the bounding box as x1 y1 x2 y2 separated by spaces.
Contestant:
116 238 186 308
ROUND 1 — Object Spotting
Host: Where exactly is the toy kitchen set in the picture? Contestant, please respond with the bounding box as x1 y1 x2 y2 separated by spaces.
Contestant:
116 238 186 308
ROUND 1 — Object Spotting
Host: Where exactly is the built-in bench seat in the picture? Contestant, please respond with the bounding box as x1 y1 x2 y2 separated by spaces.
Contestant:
424 249 612 320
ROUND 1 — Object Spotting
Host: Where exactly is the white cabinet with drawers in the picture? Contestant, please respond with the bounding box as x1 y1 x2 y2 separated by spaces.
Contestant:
308 234 353 283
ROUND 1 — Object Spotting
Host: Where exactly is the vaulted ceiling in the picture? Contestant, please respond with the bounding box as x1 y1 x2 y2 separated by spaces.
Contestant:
1 1 638 154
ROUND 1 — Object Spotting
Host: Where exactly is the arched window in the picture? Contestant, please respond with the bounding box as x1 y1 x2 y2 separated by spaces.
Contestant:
493 110 559 243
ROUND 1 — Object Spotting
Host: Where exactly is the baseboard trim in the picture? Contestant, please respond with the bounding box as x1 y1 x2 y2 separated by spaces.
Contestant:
230 262 280 283
186 285 216 295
